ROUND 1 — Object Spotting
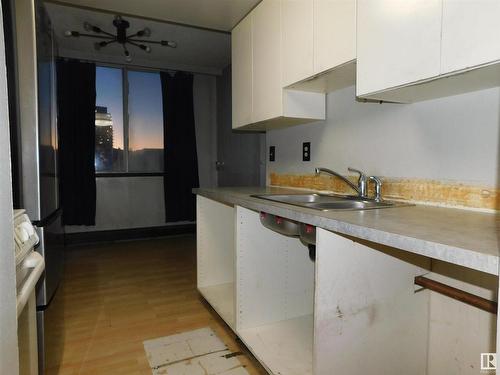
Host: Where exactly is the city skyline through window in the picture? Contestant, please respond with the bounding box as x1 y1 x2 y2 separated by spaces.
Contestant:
94 66 164 173
95 66 123 172
128 70 164 172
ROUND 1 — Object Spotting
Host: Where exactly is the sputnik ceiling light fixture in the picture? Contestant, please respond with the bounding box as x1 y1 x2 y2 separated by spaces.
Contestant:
64 15 177 62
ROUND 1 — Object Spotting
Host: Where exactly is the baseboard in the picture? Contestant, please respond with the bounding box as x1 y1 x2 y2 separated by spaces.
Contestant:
64 223 196 246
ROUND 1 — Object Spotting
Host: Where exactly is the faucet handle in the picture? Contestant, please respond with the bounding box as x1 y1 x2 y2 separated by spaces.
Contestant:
348 167 368 198
347 167 366 180
369 176 383 202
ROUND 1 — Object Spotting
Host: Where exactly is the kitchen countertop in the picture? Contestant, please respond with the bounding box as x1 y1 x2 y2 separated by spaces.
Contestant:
193 187 499 276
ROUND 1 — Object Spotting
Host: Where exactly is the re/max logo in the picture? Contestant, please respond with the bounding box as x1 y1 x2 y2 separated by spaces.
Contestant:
482 353 497 371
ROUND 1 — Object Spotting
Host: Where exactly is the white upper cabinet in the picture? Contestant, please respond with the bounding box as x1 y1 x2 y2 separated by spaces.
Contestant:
356 0 442 98
284 0 357 93
282 0 314 87
232 0 326 130
357 0 500 103
231 16 253 129
441 0 500 74
252 0 283 123
313 0 356 74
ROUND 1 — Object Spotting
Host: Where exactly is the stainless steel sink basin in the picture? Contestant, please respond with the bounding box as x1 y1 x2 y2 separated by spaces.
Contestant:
251 193 409 211
254 193 346 204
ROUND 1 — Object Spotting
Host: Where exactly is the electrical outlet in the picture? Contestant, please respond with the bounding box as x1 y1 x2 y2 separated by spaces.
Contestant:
303 142 311 161
269 146 275 162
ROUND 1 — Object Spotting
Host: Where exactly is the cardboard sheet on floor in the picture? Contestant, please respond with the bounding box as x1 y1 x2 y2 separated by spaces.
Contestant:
143 327 249 375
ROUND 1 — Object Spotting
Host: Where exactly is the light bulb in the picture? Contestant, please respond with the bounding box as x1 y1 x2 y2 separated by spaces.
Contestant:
64 30 73 37
124 48 132 62
83 22 92 31
161 40 177 48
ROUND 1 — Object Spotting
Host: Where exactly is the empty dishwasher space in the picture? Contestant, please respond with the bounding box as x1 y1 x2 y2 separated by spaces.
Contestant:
197 195 236 329
235 206 315 375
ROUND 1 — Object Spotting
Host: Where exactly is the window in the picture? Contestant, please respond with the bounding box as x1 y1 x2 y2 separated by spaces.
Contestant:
94 66 164 174
95 66 124 172
128 70 164 172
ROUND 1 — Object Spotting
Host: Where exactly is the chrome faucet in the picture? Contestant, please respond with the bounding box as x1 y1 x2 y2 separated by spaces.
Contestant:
347 167 368 198
315 167 368 198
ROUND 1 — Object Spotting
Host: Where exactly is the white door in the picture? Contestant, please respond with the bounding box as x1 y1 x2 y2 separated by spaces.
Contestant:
313 0 356 75
282 0 314 87
252 0 283 123
441 0 500 74
231 15 253 129
356 0 442 96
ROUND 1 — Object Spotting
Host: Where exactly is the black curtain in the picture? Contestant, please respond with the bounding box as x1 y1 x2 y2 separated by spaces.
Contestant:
160 71 199 222
56 60 97 225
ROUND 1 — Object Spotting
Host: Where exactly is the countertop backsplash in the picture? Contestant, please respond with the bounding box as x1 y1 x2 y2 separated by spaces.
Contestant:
267 85 500 211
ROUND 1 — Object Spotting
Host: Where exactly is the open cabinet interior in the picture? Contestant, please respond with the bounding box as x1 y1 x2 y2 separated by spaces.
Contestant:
426 260 497 374
316 228 498 375
196 195 235 329
196 196 497 375
235 206 315 375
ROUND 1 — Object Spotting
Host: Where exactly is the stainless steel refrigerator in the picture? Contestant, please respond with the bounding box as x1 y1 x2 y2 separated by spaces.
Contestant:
11 0 64 373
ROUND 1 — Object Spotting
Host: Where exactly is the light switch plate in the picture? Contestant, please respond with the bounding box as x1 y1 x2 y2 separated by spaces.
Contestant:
269 146 275 162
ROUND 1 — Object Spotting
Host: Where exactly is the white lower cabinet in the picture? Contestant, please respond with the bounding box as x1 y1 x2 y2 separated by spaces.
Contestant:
196 196 236 329
315 228 430 374
236 206 315 374
196 197 498 374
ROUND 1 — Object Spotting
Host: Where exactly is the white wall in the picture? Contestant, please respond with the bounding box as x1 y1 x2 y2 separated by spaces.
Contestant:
267 85 500 187
67 73 218 233
267 85 499 375
0 2 19 372
66 177 165 233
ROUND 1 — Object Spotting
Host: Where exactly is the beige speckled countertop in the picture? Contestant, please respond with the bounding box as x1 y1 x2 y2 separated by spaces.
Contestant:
193 187 499 275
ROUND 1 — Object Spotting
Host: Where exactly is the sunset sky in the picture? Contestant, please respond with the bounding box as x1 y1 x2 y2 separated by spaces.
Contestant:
95 66 164 150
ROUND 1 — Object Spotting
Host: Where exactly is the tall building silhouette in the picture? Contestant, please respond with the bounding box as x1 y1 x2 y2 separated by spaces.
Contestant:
95 106 114 171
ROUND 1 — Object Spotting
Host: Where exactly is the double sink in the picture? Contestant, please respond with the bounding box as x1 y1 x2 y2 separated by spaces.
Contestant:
254 193 409 252
252 193 408 212
253 168 411 248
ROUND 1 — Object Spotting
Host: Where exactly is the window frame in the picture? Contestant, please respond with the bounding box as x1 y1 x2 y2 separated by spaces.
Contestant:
95 63 165 177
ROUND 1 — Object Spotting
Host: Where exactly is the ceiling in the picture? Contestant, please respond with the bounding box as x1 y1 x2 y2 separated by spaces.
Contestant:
47 0 261 32
46 3 232 74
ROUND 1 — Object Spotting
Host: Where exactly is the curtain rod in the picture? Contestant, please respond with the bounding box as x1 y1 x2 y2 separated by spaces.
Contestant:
57 56 222 77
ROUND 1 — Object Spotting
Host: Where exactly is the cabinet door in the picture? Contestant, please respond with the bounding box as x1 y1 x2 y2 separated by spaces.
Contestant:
356 0 442 96
252 0 283 123
231 16 253 129
441 0 500 74
282 0 314 87
313 0 356 75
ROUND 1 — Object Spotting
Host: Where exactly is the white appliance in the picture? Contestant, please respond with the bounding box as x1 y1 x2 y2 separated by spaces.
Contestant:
14 209 45 375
